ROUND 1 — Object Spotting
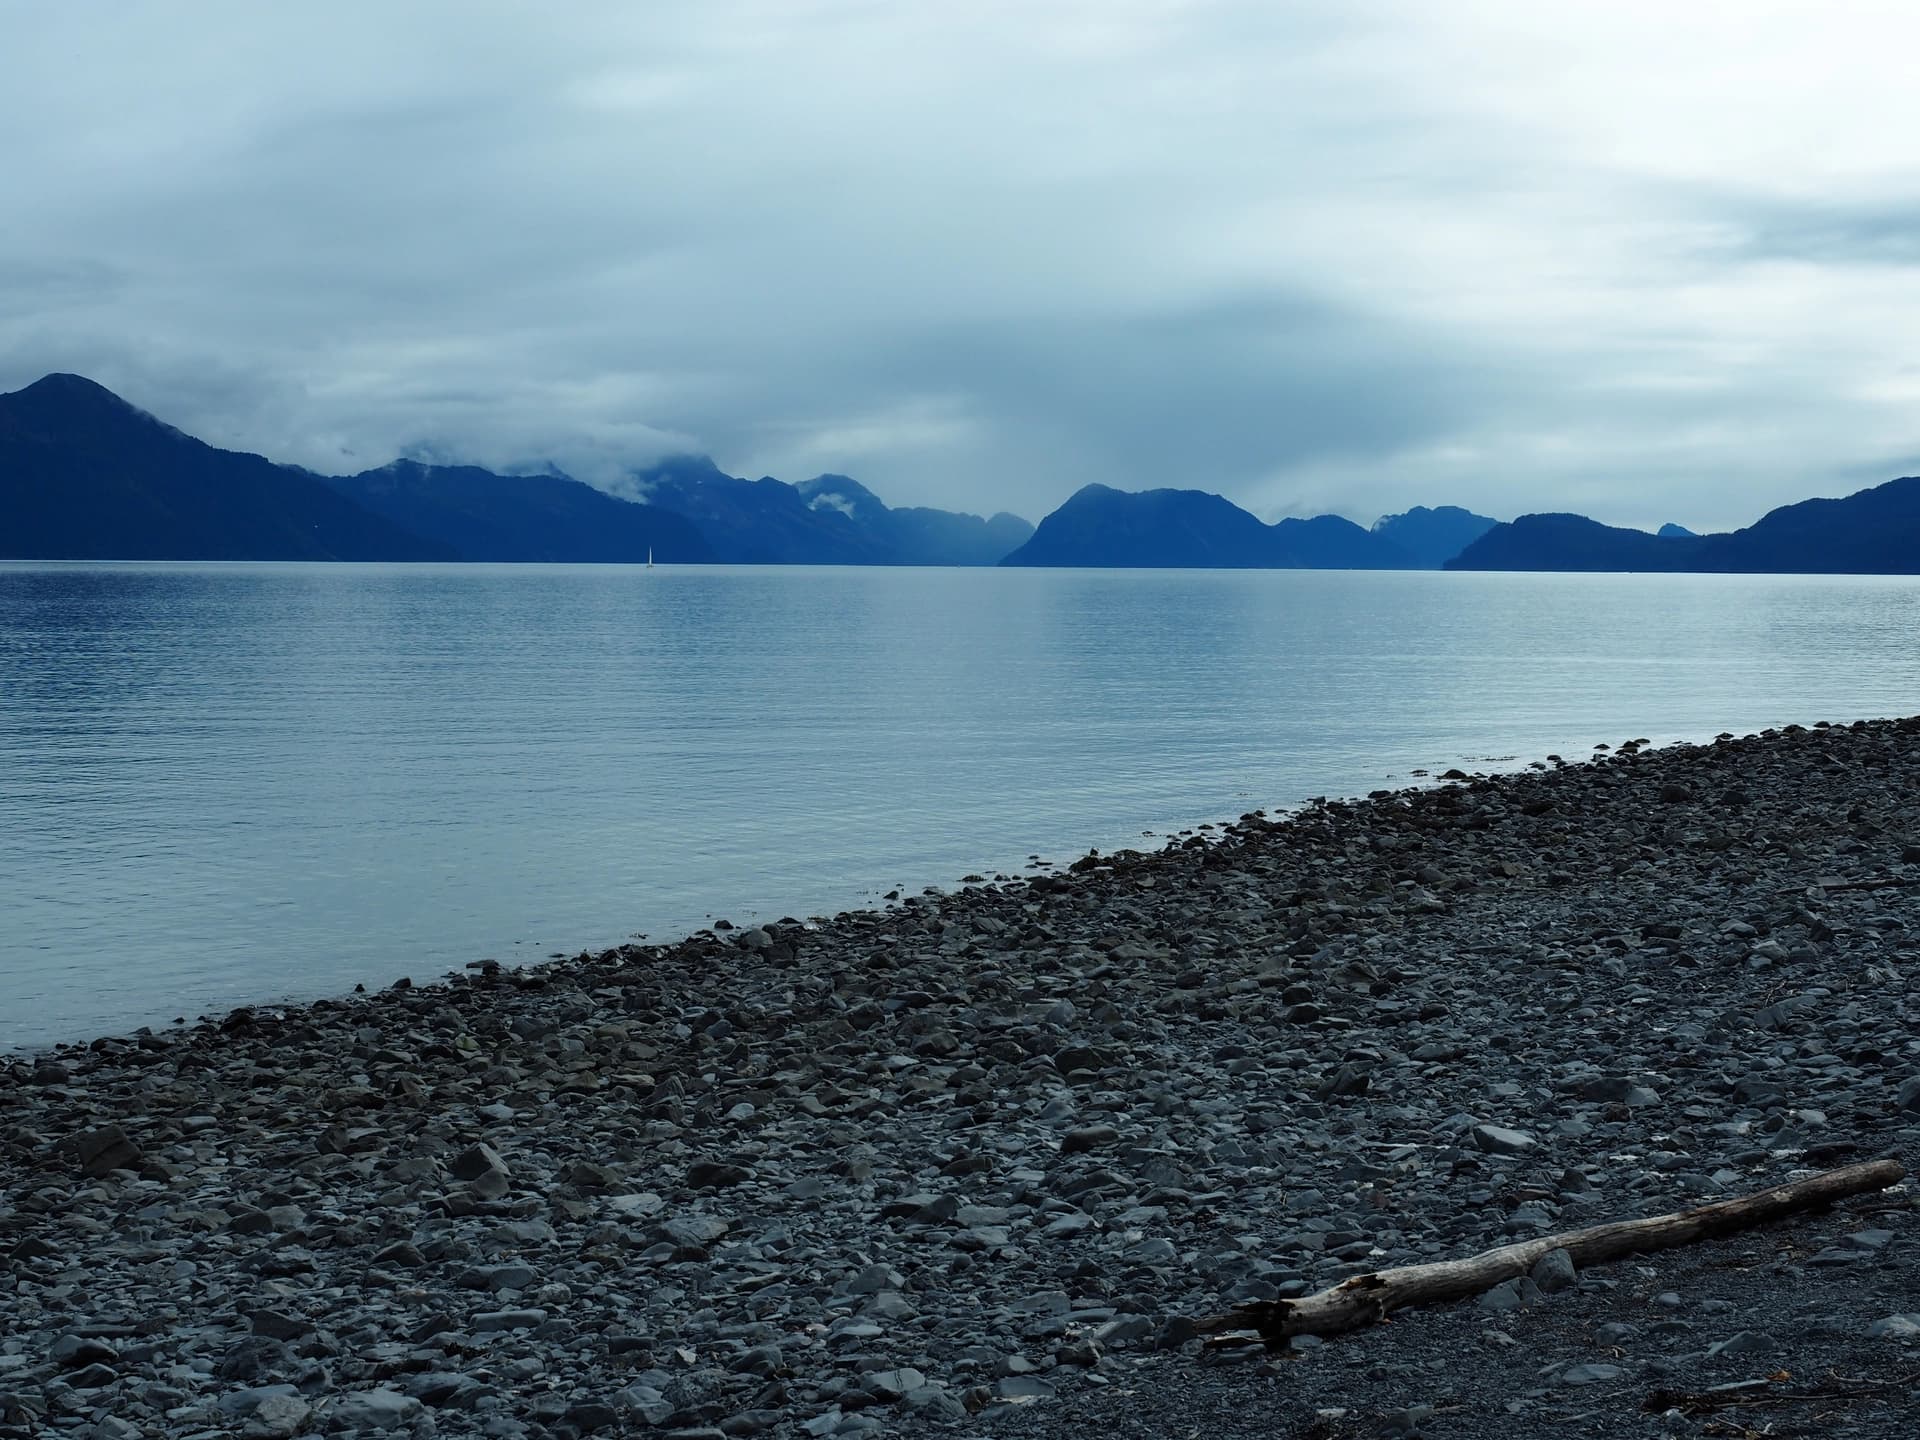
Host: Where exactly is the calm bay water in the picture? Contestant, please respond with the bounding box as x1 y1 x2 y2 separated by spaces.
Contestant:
3 561 1918 1048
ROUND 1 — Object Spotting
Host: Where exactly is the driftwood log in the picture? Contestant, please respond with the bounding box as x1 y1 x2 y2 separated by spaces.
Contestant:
1195 1158 1905 1344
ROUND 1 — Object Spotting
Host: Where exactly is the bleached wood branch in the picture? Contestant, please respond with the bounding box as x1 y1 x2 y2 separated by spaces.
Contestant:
1195 1158 1905 1344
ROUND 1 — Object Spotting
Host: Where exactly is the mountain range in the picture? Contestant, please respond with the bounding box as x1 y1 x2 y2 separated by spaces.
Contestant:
626 458 1033 566
1449 477 1920 573
999 483 1427 568
0 373 453 561
0 374 1031 566
11 371 1920 573
0 372 1488 570
999 475 1920 575
330 460 715 563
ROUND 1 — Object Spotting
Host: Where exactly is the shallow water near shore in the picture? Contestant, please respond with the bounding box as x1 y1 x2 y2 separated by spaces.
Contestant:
3 561 1918 1047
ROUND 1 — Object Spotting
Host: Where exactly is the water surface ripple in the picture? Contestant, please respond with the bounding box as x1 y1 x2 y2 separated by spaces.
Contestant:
3 562 1917 1046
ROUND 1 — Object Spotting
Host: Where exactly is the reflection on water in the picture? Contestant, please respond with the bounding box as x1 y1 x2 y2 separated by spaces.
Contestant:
3 562 1917 1046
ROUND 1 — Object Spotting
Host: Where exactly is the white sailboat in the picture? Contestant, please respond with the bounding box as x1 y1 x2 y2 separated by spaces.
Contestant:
647 548 654 568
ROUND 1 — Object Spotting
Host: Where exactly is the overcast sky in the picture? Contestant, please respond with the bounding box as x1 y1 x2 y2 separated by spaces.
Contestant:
6 1 1920 530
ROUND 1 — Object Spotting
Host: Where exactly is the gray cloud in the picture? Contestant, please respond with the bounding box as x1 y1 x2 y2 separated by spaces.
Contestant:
7 1 1920 529
1722 198 1920 268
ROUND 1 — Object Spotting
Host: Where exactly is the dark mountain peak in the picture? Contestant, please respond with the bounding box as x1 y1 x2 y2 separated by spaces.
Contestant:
796 472 1036 564
796 473 889 524
1446 512 1674 572
1370 503 1500 567
1373 503 1476 525
369 456 519 484
4 372 183 440
19 371 120 400
0 375 449 561
1004 483 1413 569
1052 483 1253 523
1657 522 1698 539
631 452 733 488
627 456 1030 565
372 457 431 477
622 457 880 564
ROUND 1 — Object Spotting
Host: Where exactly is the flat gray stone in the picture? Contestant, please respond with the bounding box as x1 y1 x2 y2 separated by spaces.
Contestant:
328 1388 422 1431
1867 1314 1920 1340
1561 1363 1624 1385
1060 1124 1120 1153
471 1308 547 1332
1472 1123 1537 1156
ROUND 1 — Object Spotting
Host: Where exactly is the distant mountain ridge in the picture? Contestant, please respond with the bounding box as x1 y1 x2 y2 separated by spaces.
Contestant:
330 460 714 563
15 371 1920 574
617 459 1035 566
0 374 452 561
1000 484 1487 569
1450 476 1920 573
1370 505 1499 568
796 473 1034 566
629 457 891 564
0 373 1032 565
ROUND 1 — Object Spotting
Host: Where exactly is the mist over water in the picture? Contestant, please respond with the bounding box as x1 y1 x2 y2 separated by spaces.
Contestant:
3 561 1917 1048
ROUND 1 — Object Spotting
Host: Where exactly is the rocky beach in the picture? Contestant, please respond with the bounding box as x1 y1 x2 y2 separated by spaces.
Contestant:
5 717 1920 1440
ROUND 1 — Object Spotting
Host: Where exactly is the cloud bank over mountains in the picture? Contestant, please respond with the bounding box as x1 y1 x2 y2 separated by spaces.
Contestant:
6 1 1920 530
